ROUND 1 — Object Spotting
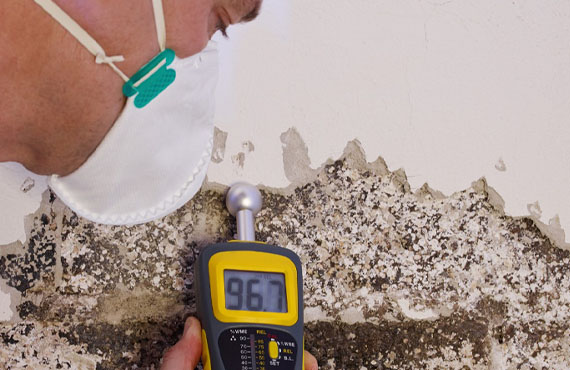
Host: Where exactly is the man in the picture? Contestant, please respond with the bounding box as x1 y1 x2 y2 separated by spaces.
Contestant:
0 0 259 175
0 0 263 225
0 1 319 368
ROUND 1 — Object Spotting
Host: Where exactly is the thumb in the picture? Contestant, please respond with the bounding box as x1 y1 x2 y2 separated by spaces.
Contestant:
304 350 318 370
161 317 203 370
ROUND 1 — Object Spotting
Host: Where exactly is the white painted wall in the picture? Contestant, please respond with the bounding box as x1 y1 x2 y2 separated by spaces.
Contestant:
0 163 47 244
0 0 568 245
208 0 570 242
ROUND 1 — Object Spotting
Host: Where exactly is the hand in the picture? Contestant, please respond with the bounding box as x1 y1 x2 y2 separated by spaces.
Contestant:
161 316 318 370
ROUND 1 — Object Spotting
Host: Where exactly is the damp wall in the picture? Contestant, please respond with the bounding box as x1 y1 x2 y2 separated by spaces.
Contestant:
0 0 569 244
208 0 570 244
1 1 570 367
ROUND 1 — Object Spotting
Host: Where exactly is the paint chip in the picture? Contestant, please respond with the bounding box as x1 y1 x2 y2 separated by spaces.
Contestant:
242 141 255 153
339 307 366 324
231 152 246 169
280 127 317 184
211 127 228 163
0 289 13 321
527 201 542 219
397 298 439 321
20 177 35 193
494 158 507 172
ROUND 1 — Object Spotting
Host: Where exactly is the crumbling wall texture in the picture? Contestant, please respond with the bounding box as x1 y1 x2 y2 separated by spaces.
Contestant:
1 145 569 369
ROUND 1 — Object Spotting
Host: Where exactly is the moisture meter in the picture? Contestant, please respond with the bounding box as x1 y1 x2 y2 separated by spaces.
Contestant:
196 183 304 370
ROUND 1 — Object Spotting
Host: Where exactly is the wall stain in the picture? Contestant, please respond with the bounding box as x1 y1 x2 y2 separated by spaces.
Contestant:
211 126 228 164
0 139 569 368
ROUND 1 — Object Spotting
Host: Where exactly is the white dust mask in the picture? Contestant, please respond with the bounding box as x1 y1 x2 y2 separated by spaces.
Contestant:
35 0 219 225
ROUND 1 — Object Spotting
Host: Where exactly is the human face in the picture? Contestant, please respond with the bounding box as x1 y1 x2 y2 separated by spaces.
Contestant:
167 0 262 57
208 0 262 37
0 0 264 176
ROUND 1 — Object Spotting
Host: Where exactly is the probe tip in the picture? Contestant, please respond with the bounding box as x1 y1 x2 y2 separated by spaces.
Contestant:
226 182 262 217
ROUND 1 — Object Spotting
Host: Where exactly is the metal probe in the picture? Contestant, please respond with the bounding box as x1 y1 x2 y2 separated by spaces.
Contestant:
225 182 262 241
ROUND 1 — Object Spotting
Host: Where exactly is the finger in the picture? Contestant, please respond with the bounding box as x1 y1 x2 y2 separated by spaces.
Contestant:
304 350 318 370
160 317 203 370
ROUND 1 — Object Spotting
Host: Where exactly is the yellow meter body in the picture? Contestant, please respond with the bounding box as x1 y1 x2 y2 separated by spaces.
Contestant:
196 242 304 370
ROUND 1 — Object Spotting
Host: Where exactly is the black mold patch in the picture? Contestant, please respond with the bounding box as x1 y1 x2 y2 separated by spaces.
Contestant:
0 226 57 292
2 156 570 368
16 301 39 320
305 315 489 369
57 319 184 369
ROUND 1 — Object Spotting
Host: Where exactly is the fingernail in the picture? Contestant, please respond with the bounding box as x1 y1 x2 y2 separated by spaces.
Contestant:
184 317 202 339
183 317 195 336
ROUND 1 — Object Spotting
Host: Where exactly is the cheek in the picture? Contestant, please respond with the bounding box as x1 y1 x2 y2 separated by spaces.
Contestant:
206 10 220 39
166 1 215 57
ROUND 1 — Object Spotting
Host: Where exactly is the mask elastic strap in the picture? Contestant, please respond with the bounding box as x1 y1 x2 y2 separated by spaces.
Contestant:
34 0 129 82
152 0 167 52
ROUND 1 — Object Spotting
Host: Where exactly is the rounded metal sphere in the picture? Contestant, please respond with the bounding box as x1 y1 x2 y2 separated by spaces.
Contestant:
225 182 263 216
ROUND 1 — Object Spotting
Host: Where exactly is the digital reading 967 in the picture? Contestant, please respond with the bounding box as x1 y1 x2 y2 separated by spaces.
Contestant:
223 270 287 313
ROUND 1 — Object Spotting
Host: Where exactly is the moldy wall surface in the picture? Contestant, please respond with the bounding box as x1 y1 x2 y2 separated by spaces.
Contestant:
1 1 569 368
1 143 569 369
209 0 570 243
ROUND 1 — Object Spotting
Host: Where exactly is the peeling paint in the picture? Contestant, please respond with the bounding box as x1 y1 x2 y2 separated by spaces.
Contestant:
529 214 570 252
227 142 255 170
1 139 570 368
338 307 366 324
471 177 505 213
211 126 228 163
279 127 317 185
231 152 246 168
20 177 35 193
494 158 507 172
527 200 542 219
304 306 332 323
0 282 15 322
397 298 439 321
242 141 255 153
0 163 48 245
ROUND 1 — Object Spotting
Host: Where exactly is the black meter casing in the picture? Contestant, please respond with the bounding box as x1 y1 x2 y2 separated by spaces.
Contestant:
196 242 304 370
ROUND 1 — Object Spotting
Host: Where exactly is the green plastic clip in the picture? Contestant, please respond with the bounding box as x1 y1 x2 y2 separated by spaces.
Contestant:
122 49 176 108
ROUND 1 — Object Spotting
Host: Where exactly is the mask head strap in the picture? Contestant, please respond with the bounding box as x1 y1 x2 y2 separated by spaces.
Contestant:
34 0 129 81
34 0 169 79
152 0 167 52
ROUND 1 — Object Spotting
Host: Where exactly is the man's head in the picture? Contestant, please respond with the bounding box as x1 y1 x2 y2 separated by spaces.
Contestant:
0 0 262 177
0 0 265 224
168 0 262 57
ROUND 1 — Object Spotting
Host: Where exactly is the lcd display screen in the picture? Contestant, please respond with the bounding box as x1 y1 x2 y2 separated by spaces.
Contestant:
224 270 287 313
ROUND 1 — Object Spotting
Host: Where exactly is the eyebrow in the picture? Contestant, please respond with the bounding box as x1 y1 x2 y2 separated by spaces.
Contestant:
239 0 261 23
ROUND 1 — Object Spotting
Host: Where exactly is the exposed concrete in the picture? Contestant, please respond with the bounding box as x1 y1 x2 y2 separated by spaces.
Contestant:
1 141 569 368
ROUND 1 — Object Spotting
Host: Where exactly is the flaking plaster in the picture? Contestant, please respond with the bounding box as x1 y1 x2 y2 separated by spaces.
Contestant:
1 140 570 368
